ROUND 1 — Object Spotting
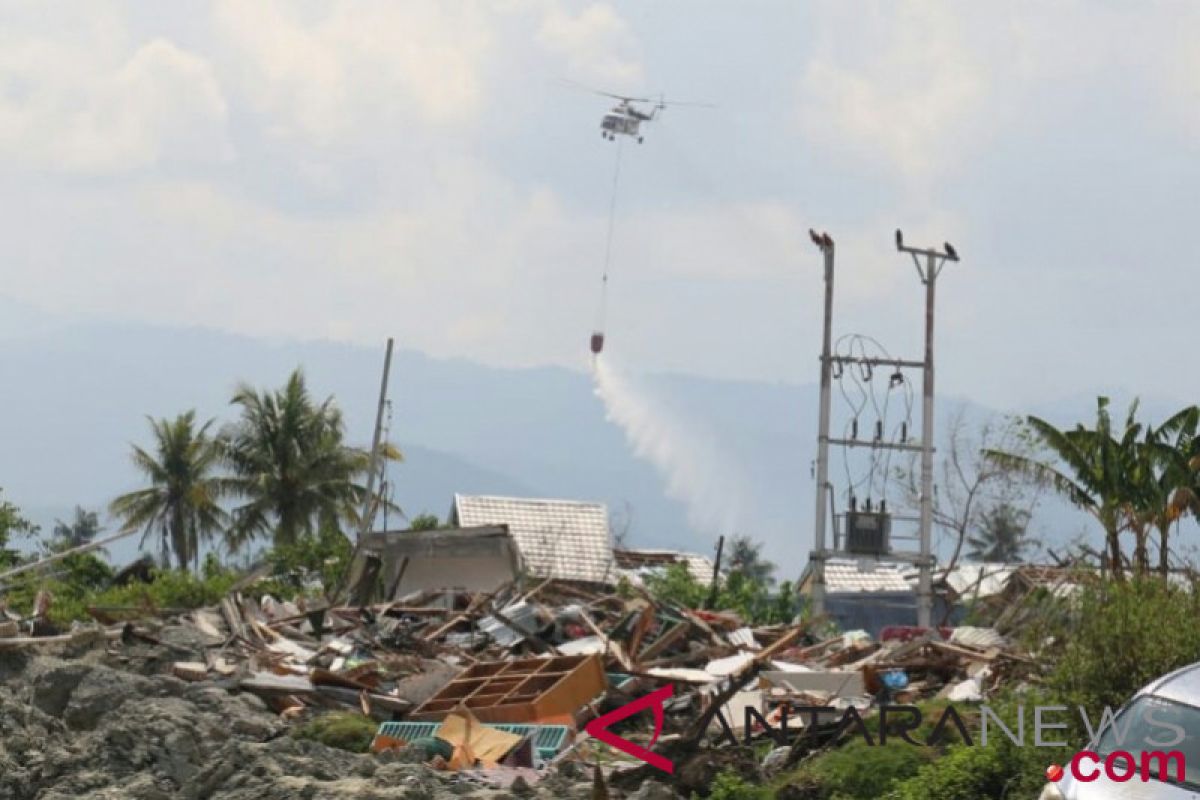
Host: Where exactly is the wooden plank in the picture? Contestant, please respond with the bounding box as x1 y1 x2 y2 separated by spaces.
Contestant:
422 584 510 643
220 596 247 640
626 605 655 661
636 621 690 663
488 607 560 655
753 626 805 665
578 609 632 671
172 662 209 682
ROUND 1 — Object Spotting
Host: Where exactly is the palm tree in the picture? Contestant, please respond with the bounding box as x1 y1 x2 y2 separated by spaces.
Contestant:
984 397 1139 579
221 369 392 549
965 502 1030 562
110 412 227 571
47 506 102 553
726 535 775 584
1137 407 1200 577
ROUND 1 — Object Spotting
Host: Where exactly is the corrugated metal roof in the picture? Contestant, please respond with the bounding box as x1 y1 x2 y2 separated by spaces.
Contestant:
949 626 1007 650
822 559 913 593
453 494 615 584
478 599 542 647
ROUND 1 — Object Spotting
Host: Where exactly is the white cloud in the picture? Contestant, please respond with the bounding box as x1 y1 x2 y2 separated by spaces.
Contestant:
0 35 230 173
797 1 987 180
213 0 493 145
795 2 1200 182
537 3 643 88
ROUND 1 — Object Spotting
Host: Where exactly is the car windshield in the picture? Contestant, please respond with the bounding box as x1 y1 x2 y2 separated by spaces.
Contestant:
1095 695 1200 788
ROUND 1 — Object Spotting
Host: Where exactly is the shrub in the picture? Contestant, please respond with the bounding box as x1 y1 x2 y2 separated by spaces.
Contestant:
1045 578 1200 742
886 742 1013 800
701 770 771 800
3 563 241 626
294 712 377 753
794 738 934 798
266 524 353 600
644 563 802 624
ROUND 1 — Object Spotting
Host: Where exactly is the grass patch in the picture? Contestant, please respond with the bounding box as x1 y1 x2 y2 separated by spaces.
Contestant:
293 712 377 753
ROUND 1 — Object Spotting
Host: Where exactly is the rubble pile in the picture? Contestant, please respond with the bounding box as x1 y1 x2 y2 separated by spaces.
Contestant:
0 577 1037 798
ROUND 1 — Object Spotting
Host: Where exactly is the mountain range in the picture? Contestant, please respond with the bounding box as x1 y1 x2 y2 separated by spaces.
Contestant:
0 295 1175 573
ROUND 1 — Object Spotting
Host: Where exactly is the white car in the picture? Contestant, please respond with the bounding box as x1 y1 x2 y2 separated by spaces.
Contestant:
1040 663 1200 798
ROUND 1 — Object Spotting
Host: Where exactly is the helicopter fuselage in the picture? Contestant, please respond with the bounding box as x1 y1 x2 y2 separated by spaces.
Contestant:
601 112 642 140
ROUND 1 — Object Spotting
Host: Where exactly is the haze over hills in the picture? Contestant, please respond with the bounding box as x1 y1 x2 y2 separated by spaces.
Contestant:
0 299 1177 572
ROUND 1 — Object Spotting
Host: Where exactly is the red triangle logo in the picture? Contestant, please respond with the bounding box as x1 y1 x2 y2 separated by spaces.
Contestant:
584 684 675 773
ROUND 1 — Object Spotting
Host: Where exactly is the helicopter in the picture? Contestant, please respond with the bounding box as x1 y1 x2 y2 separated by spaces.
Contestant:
570 83 712 143
599 95 661 143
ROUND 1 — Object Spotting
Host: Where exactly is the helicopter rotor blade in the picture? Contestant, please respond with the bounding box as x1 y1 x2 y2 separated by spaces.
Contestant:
558 78 651 103
658 98 717 108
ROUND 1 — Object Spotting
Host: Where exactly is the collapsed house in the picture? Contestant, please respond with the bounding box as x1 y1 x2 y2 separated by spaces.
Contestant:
0 488 1054 795
360 525 522 595
357 494 617 601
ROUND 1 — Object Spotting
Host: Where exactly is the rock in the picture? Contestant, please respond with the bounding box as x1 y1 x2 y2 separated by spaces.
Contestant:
760 745 792 778
30 660 91 717
627 780 681 800
0 648 599 800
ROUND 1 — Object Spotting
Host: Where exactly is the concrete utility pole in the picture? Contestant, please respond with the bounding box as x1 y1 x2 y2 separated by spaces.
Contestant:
895 232 958 627
356 337 394 544
805 230 957 628
809 230 835 620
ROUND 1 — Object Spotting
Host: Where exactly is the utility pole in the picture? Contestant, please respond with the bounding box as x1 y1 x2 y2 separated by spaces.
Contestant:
895 232 958 627
808 230 835 620
340 337 395 608
707 534 725 609
804 230 957 629
356 337 394 543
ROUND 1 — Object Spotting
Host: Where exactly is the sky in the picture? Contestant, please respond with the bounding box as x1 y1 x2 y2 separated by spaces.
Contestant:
2 1 1200 411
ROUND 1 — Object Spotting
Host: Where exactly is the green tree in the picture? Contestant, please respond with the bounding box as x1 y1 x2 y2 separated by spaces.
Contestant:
267 523 355 599
0 490 37 569
408 513 440 531
110 412 228 571
48 506 102 552
895 411 1041 573
726 535 775 584
964 502 1030 562
1135 407 1200 576
643 562 708 608
985 397 1140 579
222 369 395 549
1045 578 1200 743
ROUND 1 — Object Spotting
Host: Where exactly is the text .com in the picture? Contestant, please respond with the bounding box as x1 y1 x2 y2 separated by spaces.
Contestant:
1049 750 1185 784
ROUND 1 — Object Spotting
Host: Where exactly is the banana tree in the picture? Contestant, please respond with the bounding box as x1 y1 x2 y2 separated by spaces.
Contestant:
984 397 1139 579
1140 406 1200 576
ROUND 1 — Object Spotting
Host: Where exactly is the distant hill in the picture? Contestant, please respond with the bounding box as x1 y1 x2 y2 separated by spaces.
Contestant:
0 304 1147 571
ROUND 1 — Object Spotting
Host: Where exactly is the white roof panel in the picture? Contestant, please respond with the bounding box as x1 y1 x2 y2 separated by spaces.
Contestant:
822 559 913 593
453 494 615 584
